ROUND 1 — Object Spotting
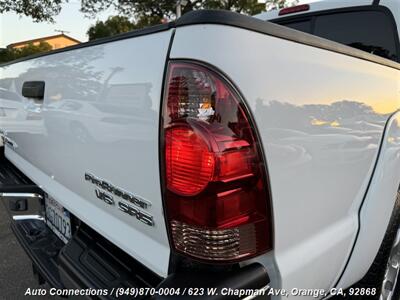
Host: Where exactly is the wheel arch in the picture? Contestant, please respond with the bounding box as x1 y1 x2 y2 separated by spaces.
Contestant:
336 110 400 289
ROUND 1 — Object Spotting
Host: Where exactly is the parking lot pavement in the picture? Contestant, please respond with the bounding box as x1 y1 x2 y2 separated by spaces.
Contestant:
0 205 60 299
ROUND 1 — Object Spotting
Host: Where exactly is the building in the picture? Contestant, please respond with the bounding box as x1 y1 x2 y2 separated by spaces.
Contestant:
7 34 81 50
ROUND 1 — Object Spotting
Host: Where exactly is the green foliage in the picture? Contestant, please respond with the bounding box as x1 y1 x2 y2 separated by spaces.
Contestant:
85 0 296 40
136 15 166 29
0 42 53 64
266 0 298 10
0 0 64 22
81 0 281 22
201 0 268 15
1 0 297 25
87 16 138 40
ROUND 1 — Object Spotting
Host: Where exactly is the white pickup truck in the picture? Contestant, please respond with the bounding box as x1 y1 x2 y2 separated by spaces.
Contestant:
0 0 399 299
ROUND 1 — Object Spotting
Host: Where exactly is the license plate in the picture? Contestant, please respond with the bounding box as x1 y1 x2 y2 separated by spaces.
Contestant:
45 195 72 243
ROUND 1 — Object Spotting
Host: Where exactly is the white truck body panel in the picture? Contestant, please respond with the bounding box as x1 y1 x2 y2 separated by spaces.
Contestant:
252 1 400 294
337 111 400 289
1 30 174 277
170 24 400 297
1 3 400 298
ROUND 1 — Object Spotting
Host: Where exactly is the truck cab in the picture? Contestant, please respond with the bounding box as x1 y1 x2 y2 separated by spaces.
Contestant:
255 0 400 63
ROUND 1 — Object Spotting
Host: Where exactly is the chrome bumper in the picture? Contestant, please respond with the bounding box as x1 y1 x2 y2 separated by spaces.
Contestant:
0 192 44 221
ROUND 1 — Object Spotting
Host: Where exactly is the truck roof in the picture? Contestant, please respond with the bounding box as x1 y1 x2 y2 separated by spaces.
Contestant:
254 0 375 21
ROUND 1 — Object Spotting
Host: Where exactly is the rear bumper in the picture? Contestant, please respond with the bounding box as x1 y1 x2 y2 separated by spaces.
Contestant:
11 218 161 299
11 217 270 300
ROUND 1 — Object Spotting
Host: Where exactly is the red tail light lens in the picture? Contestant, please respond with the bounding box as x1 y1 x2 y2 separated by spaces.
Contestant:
165 126 215 196
161 62 272 262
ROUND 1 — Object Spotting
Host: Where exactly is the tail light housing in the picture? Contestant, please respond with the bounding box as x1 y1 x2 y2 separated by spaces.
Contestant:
279 4 310 16
160 62 272 262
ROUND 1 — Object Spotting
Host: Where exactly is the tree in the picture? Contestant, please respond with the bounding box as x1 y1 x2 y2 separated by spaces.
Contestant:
87 16 137 41
81 0 268 22
0 0 64 22
83 0 292 39
0 42 52 63
266 0 298 10
85 0 299 40
1 0 297 24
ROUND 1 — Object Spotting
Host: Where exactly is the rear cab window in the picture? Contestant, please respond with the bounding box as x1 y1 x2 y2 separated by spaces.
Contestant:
274 8 400 62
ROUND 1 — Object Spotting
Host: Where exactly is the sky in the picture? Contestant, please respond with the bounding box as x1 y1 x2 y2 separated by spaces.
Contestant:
0 0 317 48
0 0 116 48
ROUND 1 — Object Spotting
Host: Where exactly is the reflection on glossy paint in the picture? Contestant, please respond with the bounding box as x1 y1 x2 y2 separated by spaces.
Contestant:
0 86 46 136
311 119 341 127
254 99 386 170
0 33 168 189
1 30 174 277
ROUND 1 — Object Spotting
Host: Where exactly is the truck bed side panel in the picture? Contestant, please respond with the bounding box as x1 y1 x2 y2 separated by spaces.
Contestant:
170 24 400 293
0 30 174 277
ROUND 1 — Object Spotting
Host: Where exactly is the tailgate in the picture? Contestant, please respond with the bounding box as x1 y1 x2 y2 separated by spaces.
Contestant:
0 28 173 277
